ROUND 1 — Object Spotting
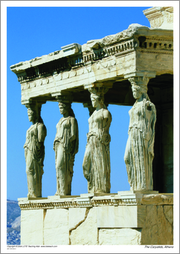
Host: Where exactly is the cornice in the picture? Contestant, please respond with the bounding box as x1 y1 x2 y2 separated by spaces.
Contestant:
10 24 173 84
18 193 173 210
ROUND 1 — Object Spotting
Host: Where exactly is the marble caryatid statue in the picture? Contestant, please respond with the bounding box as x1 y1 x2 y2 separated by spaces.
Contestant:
24 102 47 198
53 97 79 196
83 87 112 194
124 77 156 191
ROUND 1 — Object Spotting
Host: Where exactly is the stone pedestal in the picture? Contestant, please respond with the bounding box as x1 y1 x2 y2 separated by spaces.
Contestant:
18 192 173 245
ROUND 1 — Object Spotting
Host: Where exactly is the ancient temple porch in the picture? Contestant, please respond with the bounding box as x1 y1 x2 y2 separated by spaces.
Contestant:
11 6 174 245
11 24 173 194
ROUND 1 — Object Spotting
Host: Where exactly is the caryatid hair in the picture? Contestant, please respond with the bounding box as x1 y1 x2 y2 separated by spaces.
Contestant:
57 94 75 117
128 76 149 94
88 87 109 108
26 102 43 123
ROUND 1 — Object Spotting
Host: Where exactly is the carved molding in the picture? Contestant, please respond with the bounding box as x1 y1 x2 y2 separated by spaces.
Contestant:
143 7 173 29
51 91 73 103
124 71 156 80
18 193 173 210
18 198 135 210
11 36 172 84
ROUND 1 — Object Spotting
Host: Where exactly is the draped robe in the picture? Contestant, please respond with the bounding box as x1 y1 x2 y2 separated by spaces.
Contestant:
124 98 156 191
83 108 112 193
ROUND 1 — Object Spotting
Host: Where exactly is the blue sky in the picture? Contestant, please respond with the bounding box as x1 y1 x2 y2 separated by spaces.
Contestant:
6 5 154 201
2 2 179 252
6 3 173 201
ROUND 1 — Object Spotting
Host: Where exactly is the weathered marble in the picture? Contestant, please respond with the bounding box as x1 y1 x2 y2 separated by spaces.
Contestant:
10 24 173 106
21 209 44 245
11 12 173 196
69 207 87 230
70 208 98 245
141 205 173 245
99 228 142 245
141 193 173 205
54 95 79 196
124 76 156 191
83 87 112 193
24 102 47 198
18 193 173 245
143 7 173 30
13 6 173 246
44 208 69 245
97 205 146 228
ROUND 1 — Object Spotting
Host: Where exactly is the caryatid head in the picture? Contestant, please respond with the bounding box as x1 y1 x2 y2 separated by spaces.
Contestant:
128 76 149 100
26 102 42 124
89 87 108 109
57 93 75 117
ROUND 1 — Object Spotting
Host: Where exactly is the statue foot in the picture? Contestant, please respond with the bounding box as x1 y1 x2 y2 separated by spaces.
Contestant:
55 189 67 196
27 193 36 199
60 192 66 196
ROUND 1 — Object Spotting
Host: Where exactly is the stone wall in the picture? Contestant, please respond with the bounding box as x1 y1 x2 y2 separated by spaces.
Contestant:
19 192 173 245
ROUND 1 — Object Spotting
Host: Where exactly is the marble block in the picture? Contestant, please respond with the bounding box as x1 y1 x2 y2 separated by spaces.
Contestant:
70 208 98 245
99 228 141 245
21 209 44 245
97 205 146 228
44 208 69 245
18 193 173 245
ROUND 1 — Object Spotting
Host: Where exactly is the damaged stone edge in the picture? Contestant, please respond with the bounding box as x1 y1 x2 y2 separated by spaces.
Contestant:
69 207 90 245
18 193 173 210
10 24 173 76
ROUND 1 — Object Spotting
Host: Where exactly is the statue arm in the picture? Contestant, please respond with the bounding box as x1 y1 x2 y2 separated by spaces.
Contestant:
24 131 29 159
70 118 77 142
103 110 112 130
148 108 156 156
69 118 78 155
144 101 156 156
38 124 47 143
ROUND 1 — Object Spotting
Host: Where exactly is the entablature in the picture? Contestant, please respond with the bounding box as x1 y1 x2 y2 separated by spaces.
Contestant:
10 24 173 105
